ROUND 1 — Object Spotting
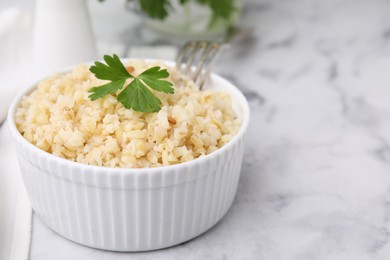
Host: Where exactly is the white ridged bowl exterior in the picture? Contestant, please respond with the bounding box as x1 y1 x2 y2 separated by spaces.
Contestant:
8 67 250 252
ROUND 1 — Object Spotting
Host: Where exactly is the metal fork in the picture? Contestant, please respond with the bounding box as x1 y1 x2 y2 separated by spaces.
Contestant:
175 41 225 89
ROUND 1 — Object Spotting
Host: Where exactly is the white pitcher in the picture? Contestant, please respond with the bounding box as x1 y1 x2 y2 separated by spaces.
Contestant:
33 0 97 78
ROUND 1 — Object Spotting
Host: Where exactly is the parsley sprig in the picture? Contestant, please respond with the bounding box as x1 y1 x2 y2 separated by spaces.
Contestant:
88 54 174 113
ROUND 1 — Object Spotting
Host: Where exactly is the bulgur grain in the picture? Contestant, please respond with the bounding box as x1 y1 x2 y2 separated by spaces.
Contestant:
16 60 241 168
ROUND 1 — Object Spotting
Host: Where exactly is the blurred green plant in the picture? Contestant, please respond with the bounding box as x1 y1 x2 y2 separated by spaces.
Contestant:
98 0 236 25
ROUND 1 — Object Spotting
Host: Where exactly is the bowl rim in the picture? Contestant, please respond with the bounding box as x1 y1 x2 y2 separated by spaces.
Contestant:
7 59 250 176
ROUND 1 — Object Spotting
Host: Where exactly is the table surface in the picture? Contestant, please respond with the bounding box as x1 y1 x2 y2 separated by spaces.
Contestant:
4 0 390 259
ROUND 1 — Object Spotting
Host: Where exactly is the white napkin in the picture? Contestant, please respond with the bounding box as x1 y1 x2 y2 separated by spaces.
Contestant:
0 7 33 260
0 124 32 260
0 7 32 123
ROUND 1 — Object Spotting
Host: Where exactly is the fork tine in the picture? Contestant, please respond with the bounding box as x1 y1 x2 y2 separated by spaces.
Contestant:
193 43 220 89
191 42 216 82
184 41 207 76
176 41 223 89
175 41 195 72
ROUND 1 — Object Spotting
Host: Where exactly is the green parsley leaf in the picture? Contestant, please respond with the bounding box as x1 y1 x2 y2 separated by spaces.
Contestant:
98 0 235 24
88 54 174 113
138 66 174 94
118 78 162 112
88 79 126 101
137 0 235 24
197 0 235 20
196 0 236 28
90 54 131 81
139 0 171 20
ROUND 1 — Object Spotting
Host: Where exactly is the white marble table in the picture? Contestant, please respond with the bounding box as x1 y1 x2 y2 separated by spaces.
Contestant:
5 0 390 259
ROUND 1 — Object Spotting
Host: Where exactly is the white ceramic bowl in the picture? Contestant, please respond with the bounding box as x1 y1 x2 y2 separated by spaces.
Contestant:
7 61 250 251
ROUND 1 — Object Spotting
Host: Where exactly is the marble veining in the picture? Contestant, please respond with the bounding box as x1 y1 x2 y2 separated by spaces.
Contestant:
16 0 390 259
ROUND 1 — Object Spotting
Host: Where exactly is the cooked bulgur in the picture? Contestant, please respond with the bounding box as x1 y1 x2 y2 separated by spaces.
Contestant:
15 61 241 168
